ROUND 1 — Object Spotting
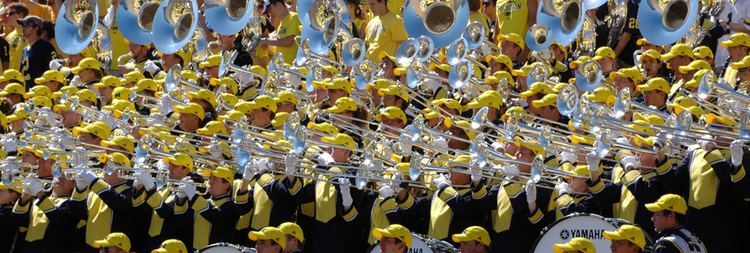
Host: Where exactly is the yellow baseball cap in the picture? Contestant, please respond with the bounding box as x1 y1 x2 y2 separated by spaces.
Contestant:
94 232 130 251
593 46 615 61
451 226 491 246
0 178 22 193
321 133 358 149
102 99 137 117
34 70 66 85
181 70 199 82
604 225 647 249
704 113 737 127
151 239 188 253
94 75 123 89
485 54 513 70
24 85 51 99
465 90 503 110
30 96 52 108
661 43 694 61
196 120 228 135
0 69 24 84
730 55 750 70
209 77 239 94
325 97 358 113
570 56 593 69
636 37 651 46
77 89 98 104
498 32 524 49
163 153 194 170
429 63 452 72
720 32 750 48
71 57 101 74
275 90 298 105
218 93 239 107
73 121 112 140
187 89 218 107
492 71 515 87
632 134 657 149
278 222 305 243
645 193 688 215
101 135 136 153
244 95 278 113
520 82 554 99
307 122 339 135
203 166 234 182
378 51 397 63
199 54 222 68
692 46 714 59
515 138 545 155
133 79 158 92
219 110 245 122
112 87 132 101
431 98 463 111
121 70 146 84
0 83 25 97
99 152 131 167
6 106 28 122
375 106 407 123
531 93 558 108
553 237 595 253
373 224 413 248
608 67 644 83
325 78 352 92
368 78 394 91
586 87 616 106
636 77 670 93
248 227 286 250
640 49 661 61
174 102 206 119
678 60 711 74
379 85 410 102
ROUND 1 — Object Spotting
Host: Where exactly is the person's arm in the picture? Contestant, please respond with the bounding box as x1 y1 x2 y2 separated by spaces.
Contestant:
614 32 631 57
260 36 296 47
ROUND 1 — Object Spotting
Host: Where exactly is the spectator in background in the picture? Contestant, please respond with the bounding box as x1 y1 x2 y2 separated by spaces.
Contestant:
0 34 9 71
365 0 408 62
18 15 55 88
260 0 301 65
20 0 54 21
3 3 28 71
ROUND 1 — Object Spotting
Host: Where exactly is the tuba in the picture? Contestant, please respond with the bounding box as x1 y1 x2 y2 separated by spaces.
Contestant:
605 0 628 48
574 59 603 92
526 24 552 51
205 0 254 36
637 0 699 46
298 0 349 56
151 0 199 54
402 0 470 48
92 20 113 73
55 0 99 54
536 0 584 46
116 0 161 45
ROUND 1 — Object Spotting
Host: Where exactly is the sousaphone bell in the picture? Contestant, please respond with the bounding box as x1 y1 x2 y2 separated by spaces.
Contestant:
55 0 99 54
638 0 699 45
152 0 199 54
403 0 470 48
117 0 160 45
536 0 584 46
204 0 254 36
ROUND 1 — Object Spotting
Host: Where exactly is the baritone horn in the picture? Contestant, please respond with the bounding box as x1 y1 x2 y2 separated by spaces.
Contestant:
205 0 254 36
151 0 199 54
55 0 99 54
117 0 161 45
637 0 699 45
402 0 470 48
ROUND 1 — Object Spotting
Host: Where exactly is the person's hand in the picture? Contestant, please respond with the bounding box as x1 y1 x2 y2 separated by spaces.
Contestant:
470 165 482 185
620 155 640 172
136 171 155 191
525 181 537 205
23 179 44 197
390 172 404 193
243 161 257 180
70 75 82 87
1 134 17 152
586 152 600 174
144 60 161 76
698 134 716 152
252 158 270 172
555 182 571 195
284 153 298 176
338 178 353 207
378 185 394 198
730 140 745 167
559 151 576 164
432 175 450 189
317 152 335 166
503 163 518 177
49 59 64 70
177 179 197 200
75 170 97 191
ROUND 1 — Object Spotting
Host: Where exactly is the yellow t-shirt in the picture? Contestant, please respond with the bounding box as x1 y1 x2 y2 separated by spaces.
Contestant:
365 11 408 62
22 0 55 21
275 12 301 65
109 22 130 71
496 0 529 37
7 29 27 71
469 11 490 36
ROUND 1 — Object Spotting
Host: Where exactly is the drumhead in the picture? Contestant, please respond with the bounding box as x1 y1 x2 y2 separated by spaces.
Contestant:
369 233 436 253
198 242 256 253
532 213 620 253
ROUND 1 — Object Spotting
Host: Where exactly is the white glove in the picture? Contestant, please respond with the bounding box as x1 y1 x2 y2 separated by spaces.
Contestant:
730 140 745 167
432 175 450 189
698 134 716 152
338 178 353 207
390 172 404 193
136 171 155 191
615 137 629 145
70 75 82 87
284 153 298 176
559 151 577 164
38 108 59 127
433 137 449 154
235 71 254 88
586 152 600 174
243 161 257 180
100 112 117 129
620 155 640 172
103 5 114 27
378 185 394 198
75 170 97 191
525 181 537 205
490 141 504 152
470 165 482 184
555 182 572 195
23 179 44 196
144 60 161 76
49 59 64 70
400 135 413 157
1 135 17 152
503 163 518 177
317 152 335 166
158 93 174 116
178 179 197 200
283 72 302 89
252 158 271 172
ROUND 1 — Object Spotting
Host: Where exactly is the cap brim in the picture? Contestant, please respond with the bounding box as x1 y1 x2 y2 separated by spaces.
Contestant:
151 249 168 253
553 244 575 253
93 240 112 248
603 231 625 241
644 203 663 212
248 231 269 241
451 234 469 243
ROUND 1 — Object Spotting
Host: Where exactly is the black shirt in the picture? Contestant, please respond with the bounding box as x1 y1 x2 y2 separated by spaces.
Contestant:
617 0 641 67
0 36 10 65
19 39 56 88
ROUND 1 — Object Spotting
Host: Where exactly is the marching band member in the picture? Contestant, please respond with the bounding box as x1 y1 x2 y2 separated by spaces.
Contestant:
719 32 750 82
150 239 188 253
372 224 412 253
0 178 22 252
452 226 491 253
593 47 616 76
635 78 670 112
603 225 647 253
261 0 301 65
235 95 277 130
646 194 707 253
93 232 131 253
249 226 287 253
278 222 305 253
661 44 694 82
639 50 666 80
365 0 408 62
552 237 596 253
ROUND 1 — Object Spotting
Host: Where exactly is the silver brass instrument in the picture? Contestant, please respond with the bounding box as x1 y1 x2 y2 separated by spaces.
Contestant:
402 0 470 48
151 0 199 54
205 0 254 36
637 0 699 45
116 0 160 45
55 0 99 54
537 0 584 46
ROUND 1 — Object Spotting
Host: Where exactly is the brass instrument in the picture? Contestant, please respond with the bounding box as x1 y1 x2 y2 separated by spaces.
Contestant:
55 0 99 54
151 0 199 54
637 0 699 45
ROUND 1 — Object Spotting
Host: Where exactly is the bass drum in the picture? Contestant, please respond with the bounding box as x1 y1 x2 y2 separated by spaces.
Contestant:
198 242 256 253
369 233 459 253
532 213 654 253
